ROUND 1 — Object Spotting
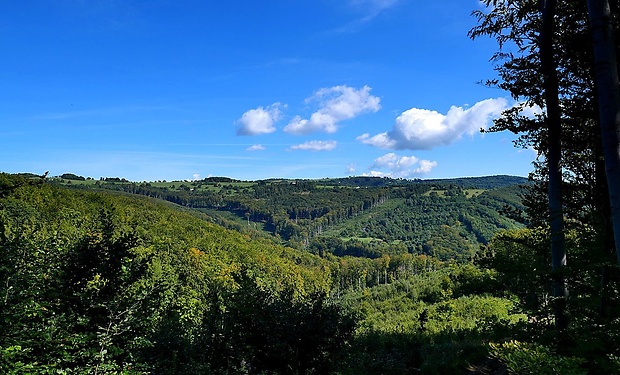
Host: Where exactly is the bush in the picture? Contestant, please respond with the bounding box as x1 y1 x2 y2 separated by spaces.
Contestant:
489 340 586 375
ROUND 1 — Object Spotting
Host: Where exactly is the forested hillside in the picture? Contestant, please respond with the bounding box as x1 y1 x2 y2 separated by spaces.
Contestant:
3 171 620 373
0 172 528 373
5 0 620 372
54 174 527 262
0 173 347 373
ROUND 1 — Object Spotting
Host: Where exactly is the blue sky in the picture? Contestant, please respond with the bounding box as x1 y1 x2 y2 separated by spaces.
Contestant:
0 0 536 181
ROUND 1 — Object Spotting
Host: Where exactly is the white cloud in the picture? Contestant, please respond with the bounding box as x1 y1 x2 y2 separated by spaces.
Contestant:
289 140 338 151
192 173 201 181
334 0 400 32
363 170 391 177
351 0 400 18
236 103 284 136
416 159 437 174
284 85 381 135
519 103 543 118
358 98 508 150
365 152 437 177
346 164 356 174
246 144 266 151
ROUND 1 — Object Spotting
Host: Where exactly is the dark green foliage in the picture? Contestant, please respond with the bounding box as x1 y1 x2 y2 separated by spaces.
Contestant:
0 172 530 373
466 0 620 370
336 264 526 374
420 175 530 190
327 186 524 261
488 340 587 375
5 171 619 373
476 227 620 373
206 270 355 374
308 236 383 258
60 173 86 181
144 269 356 375
59 176 526 261
0 172 45 198
315 175 527 189
0 174 352 373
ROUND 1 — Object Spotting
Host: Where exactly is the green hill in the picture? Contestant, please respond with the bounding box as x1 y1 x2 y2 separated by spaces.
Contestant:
3 172 619 374
55 175 527 262
0 173 531 373
0 173 351 374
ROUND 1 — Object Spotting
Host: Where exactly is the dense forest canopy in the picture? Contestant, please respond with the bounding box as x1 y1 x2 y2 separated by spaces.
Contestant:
51 174 528 261
0 173 529 373
4 0 620 373
3 166 619 373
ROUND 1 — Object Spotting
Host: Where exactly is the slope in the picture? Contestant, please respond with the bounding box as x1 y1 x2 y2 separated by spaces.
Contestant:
0 173 353 374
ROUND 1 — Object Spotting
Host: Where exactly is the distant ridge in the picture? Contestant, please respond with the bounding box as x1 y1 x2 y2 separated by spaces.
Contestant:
415 175 529 189
310 175 528 189
49 172 528 190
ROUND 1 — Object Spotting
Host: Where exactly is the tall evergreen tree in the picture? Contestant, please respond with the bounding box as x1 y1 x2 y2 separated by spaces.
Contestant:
587 0 620 268
540 0 568 328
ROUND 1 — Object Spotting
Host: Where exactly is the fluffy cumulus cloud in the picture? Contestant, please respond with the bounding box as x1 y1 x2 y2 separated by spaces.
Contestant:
236 103 284 136
358 98 508 150
365 152 437 177
284 85 381 135
289 140 338 151
246 144 266 151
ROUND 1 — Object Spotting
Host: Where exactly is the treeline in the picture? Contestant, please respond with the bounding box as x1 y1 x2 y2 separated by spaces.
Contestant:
57 177 526 261
60 179 397 241
314 174 527 189
419 175 529 190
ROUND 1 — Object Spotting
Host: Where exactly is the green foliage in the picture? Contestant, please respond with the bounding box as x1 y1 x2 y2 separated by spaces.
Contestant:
198 269 356 374
55 175 526 261
489 340 587 375
60 173 86 181
469 1 620 370
0 172 531 374
479 226 620 373
336 262 526 374
0 174 351 373
6 171 620 374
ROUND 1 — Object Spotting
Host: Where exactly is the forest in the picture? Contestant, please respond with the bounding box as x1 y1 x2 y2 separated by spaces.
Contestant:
1 165 618 374
4 0 620 373
55 174 527 262
0 173 545 374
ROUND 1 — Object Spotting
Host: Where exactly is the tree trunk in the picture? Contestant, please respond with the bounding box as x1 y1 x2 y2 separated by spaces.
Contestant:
540 0 568 329
595 147 615 318
587 0 620 268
